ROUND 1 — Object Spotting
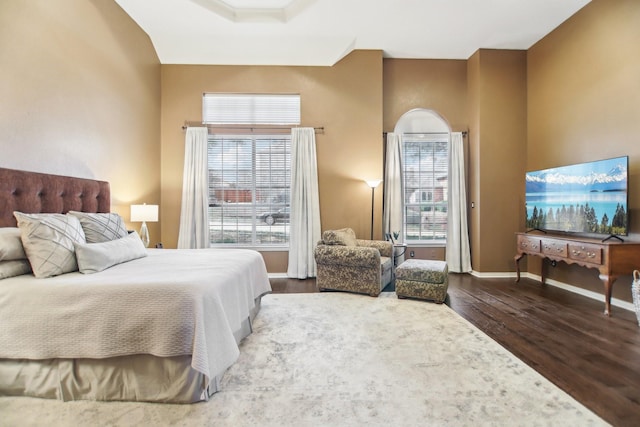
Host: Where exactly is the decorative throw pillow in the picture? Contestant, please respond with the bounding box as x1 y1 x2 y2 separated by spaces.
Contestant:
0 227 27 261
13 212 86 279
67 211 128 243
74 231 147 274
322 228 357 246
0 260 32 279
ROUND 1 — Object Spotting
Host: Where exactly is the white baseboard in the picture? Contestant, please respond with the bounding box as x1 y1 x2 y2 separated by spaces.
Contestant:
470 270 518 279
470 270 634 313
268 273 289 279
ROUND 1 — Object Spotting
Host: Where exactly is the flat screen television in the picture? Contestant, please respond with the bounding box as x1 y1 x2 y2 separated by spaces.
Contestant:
525 156 629 239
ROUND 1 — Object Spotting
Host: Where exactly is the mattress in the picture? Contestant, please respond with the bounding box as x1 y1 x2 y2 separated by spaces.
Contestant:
0 248 271 402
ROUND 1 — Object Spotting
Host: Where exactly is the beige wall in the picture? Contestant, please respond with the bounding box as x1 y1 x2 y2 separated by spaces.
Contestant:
163 56 470 270
386 51 527 271
160 51 384 271
382 58 468 261
466 52 482 272
468 49 528 272
0 0 162 244
383 59 468 133
527 0 640 301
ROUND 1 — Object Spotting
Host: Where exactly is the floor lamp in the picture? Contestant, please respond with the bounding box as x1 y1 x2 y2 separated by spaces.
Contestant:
365 179 382 240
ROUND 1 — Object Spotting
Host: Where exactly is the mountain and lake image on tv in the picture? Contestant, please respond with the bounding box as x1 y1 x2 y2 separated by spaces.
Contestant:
525 156 629 237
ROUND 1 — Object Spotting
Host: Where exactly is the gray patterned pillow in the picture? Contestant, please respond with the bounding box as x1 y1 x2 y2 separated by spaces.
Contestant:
13 212 86 278
67 211 127 243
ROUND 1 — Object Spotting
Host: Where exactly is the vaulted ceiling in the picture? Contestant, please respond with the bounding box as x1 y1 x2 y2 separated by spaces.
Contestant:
115 0 591 66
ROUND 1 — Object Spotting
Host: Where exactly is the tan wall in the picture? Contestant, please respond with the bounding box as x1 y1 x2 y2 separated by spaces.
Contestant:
467 53 482 270
527 0 640 302
0 0 162 244
383 59 468 132
381 54 527 273
468 50 528 272
160 51 384 271
382 58 468 262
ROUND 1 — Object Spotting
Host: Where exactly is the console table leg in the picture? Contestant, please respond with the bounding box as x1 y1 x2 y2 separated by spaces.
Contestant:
600 274 615 317
514 253 524 282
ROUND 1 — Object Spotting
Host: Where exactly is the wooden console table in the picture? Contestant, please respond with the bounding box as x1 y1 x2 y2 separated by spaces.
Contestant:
514 232 640 316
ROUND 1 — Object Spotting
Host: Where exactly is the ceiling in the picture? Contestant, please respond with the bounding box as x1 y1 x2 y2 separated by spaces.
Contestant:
114 0 591 66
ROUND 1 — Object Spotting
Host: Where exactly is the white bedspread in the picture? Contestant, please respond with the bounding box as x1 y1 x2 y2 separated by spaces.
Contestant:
0 248 271 386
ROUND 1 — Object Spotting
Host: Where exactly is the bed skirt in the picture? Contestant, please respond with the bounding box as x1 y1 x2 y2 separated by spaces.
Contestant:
0 354 208 403
0 299 262 403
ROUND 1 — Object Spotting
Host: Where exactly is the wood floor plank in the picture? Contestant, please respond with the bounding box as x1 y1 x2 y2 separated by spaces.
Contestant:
451 287 640 421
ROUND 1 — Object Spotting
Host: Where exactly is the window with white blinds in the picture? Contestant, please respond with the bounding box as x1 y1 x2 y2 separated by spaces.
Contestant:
208 135 291 246
204 93 298 247
203 93 300 125
403 137 449 243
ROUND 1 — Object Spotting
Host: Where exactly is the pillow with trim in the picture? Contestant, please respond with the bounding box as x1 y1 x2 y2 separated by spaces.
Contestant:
0 260 32 279
14 212 86 279
0 227 27 261
67 211 128 243
74 231 147 274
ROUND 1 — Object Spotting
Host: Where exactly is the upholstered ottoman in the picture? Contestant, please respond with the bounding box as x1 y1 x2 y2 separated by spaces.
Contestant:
395 259 449 303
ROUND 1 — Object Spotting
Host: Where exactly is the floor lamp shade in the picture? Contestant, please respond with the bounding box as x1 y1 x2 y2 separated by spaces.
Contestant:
365 180 383 189
130 204 158 248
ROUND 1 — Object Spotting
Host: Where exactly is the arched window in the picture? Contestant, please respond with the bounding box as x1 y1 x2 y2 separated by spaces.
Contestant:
394 109 451 243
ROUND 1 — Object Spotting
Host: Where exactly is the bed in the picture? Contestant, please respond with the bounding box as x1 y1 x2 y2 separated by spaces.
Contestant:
0 167 272 403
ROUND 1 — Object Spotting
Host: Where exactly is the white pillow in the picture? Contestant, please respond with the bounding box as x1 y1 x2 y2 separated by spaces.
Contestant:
74 231 147 274
67 211 128 243
0 227 27 261
13 212 86 279
0 260 32 279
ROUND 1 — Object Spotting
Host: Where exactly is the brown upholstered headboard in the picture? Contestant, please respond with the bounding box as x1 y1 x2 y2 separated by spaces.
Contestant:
0 168 110 227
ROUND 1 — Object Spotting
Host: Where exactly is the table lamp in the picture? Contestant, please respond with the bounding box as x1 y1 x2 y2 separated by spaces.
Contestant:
130 203 158 248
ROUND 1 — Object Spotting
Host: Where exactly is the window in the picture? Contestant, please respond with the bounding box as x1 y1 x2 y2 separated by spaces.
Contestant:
208 134 291 246
204 93 298 247
203 93 300 125
403 136 449 243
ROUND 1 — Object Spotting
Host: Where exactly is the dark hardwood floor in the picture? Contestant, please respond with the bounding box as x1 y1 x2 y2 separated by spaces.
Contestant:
270 274 640 426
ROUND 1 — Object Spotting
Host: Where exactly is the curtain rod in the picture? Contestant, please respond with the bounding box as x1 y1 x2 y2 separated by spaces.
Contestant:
383 131 468 136
182 121 324 133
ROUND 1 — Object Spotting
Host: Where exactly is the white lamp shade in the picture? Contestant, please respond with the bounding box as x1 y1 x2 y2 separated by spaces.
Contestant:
365 179 382 188
130 204 159 222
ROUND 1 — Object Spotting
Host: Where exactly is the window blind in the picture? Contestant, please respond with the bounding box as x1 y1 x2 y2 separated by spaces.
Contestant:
403 139 449 242
207 135 291 246
203 93 301 125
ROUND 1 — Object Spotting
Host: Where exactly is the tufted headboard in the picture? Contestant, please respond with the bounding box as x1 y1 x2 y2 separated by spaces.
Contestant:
0 168 111 227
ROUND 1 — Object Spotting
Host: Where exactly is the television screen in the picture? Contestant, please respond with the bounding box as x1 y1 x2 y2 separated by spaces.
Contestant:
525 156 629 236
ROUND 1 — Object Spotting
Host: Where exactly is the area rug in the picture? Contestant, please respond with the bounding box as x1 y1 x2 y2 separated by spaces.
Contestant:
0 292 607 426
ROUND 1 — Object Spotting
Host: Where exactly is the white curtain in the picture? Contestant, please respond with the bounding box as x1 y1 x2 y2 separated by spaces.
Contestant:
177 127 210 249
383 132 404 243
446 132 472 272
287 128 321 278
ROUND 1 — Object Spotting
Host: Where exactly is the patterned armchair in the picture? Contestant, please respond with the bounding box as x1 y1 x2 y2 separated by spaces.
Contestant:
314 228 394 297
